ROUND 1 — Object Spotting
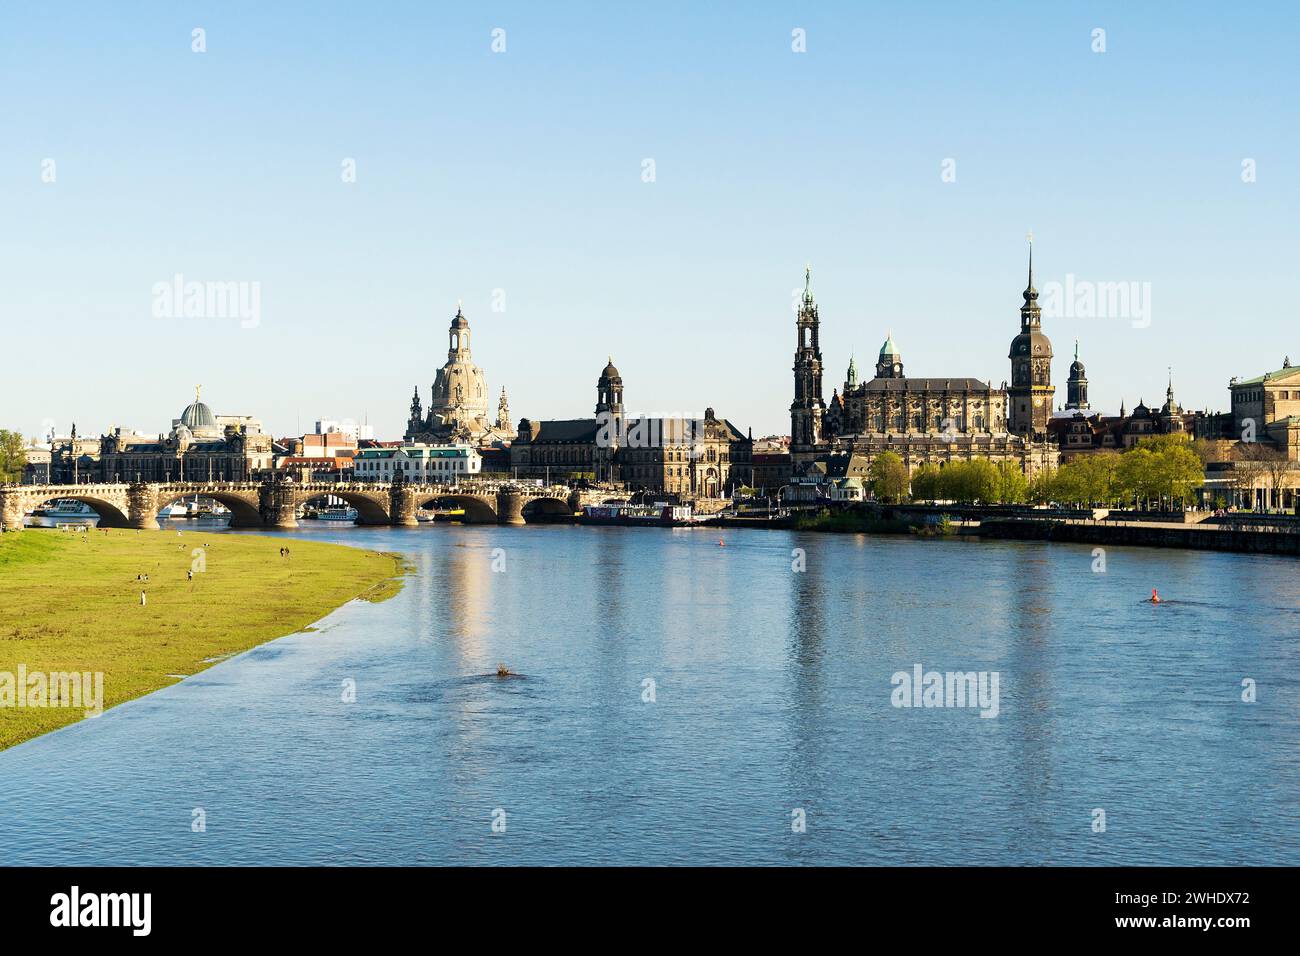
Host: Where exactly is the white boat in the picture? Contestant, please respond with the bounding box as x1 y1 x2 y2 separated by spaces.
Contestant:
32 499 97 518
314 506 358 522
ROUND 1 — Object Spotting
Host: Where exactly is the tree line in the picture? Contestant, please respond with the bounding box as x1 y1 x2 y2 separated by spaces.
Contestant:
865 435 1210 508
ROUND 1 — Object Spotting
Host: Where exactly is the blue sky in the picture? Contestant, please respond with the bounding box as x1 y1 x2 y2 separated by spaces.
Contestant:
2 1 1297 440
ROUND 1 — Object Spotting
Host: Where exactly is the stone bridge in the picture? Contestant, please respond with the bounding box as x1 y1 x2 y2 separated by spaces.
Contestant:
0 480 608 531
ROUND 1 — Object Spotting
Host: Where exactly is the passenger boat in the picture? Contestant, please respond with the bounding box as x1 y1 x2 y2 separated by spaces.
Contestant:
314 506 359 522
32 499 97 518
578 502 702 527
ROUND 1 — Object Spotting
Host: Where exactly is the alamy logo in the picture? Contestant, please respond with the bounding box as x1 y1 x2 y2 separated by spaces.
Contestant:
0 667 103 717
50 886 151 936
890 664 1000 718
152 273 261 328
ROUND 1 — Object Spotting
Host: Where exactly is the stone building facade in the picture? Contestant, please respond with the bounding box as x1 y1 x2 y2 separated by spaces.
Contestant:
793 253 1058 480
406 306 515 447
96 390 274 482
510 359 752 496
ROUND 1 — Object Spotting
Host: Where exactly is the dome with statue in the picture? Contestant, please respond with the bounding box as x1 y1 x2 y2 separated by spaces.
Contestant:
176 387 221 437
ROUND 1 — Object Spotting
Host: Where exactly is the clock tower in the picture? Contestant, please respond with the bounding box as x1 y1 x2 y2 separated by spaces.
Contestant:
790 266 826 463
1007 239 1054 440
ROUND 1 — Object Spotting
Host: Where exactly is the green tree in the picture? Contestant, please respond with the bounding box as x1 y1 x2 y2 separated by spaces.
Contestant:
0 430 27 483
869 451 910 503
938 459 1000 503
994 461 1029 504
911 463 941 502
1027 466 1055 504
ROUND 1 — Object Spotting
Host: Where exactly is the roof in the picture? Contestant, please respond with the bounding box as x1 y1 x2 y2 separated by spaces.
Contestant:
858 376 992 392
1236 365 1300 386
524 419 602 444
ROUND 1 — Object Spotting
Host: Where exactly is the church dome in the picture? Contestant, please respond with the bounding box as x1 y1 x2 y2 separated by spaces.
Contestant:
450 306 470 330
180 399 216 431
1008 329 1053 359
1070 358 1085 376
600 357 621 380
879 333 901 360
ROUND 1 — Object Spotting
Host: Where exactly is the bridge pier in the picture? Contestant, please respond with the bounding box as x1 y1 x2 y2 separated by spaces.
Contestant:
389 484 419 527
127 483 160 530
260 484 299 529
1 492 26 532
496 489 525 526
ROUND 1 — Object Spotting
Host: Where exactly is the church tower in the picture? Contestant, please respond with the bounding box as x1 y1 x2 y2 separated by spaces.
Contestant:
790 266 825 460
876 331 904 378
1066 340 1089 411
1007 239 1054 440
595 358 625 483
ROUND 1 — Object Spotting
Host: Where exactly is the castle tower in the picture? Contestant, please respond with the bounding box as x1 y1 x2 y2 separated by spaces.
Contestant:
876 331 903 379
1007 238 1054 439
790 266 825 459
595 358 624 484
1066 340 1089 411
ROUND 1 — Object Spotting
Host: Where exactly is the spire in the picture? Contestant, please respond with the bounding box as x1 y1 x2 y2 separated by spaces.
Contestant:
802 264 814 307
847 352 858 388
1022 232 1038 307
1074 339 1079 362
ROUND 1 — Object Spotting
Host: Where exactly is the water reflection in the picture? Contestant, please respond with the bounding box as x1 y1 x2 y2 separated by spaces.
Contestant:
0 523 1295 866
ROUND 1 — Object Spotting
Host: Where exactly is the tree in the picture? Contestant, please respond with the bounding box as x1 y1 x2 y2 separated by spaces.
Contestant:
1027 467 1055 504
911 463 941 502
994 461 1028 504
869 451 910 503
938 459 999 503
0 430 26 483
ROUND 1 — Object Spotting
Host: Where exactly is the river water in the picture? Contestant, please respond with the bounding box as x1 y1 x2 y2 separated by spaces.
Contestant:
1 523 1296 865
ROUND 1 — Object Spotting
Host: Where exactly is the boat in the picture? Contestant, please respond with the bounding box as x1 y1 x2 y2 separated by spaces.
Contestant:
32 499 97 519
314 506 358 522
579 502 703 527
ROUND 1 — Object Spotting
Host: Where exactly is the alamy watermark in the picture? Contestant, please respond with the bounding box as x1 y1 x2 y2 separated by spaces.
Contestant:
1 667 104 717
890 664 1000 718
1039 275 1151 329
152 274 261 329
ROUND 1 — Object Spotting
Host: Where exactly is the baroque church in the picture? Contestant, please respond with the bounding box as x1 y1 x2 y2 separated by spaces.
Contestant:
791 249 1059 479
405 305 515 446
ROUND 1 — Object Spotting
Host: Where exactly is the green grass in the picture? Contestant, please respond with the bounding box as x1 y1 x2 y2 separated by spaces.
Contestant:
0 528 406 750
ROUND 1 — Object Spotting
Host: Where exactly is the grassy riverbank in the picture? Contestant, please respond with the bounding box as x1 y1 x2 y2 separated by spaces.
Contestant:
0 528 406 750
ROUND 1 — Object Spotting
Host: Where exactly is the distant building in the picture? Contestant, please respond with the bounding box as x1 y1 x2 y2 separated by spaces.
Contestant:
1051 375 1195 461
96 388 274 482
751 452 792 492
405 306 515 447
354 443 482 483
796 253 1057 481
510 358 752 496
315 419 375 442
20 444 52 484
276 456 355 481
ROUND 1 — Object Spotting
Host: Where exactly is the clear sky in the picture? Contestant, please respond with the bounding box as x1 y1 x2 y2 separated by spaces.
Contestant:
2 2 1296 441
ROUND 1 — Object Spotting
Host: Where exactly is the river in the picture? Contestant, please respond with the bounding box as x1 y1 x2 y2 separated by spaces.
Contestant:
1 523 1296 865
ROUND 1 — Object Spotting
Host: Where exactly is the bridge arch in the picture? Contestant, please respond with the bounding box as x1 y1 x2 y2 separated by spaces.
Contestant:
520 496 574 522
29 493 131 528
155 490 262 527
413 493 497 524
296 490 391 525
